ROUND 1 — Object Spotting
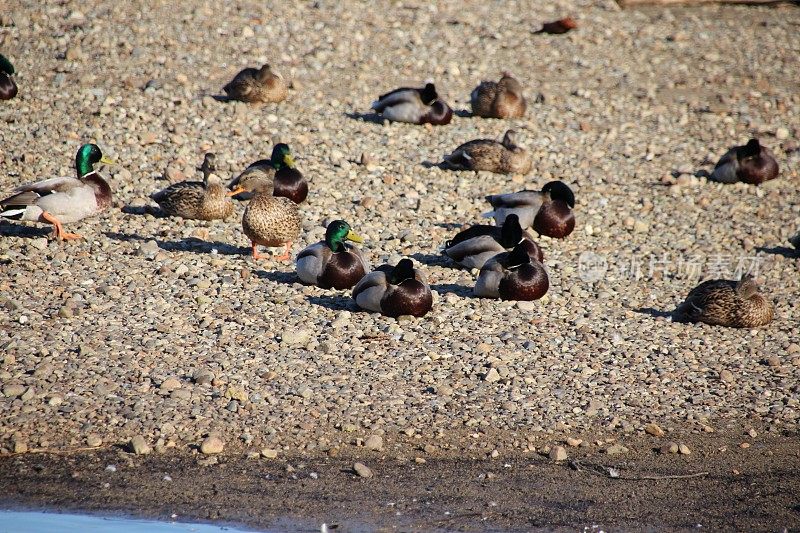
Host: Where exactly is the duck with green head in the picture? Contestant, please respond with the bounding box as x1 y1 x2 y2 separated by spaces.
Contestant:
352 258 433 318
296 220 370 289
0 54 18 100
1 144 113 240
230 143 307 204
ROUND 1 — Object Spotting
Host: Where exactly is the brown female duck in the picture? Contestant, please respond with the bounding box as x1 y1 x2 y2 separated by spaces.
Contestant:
442 129 531 174
673 275 774 328
223 64 287 104
470 73 526 119
150 153 234 220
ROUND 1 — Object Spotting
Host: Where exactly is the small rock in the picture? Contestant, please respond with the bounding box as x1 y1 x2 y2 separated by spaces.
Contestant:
605 444 629 455
719 369 735 383
775 127 789 140
3 384 25 398
678 443 691 455
549 446 568 461
365 435 384 451
353 462 373 478
483 368 501 383
87 435 102 447
261 448 278 459
565 437 582 447
193 369 215 385
747 428 758 438
632 220 649 233
645 423 665 437
660 442 680 454
160 377 181 391
740 442 751 449
65 46 82 61
13 440 28 454
200 436 224 455
130 435 151 455
765 355 780 368
282 329 312 346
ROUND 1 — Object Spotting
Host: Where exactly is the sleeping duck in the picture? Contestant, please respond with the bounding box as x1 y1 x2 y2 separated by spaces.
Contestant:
474 242 549 300
443 214 543 270
371 83 453 125
1 143 113 240
442 129 531 174
296 220 370 289
228 171 301 261
232 143 307 204
672 275 774 328
470 73 526 119
352 258 433 318
710 139 779 185
484 181 575 238
150 153 234 220
0 54 17 100
223 64 287 104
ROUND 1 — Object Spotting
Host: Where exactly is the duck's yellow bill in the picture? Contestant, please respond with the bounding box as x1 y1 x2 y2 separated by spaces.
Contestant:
346 230 364 243
100 156 115 165
283 154 296 168
227 186 246 197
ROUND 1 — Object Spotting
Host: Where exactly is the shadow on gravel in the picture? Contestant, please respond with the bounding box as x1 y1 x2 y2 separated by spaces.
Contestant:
254 269 298 285
431 283 472 297
410 252 449 267
453 108 472 118
633 307 674 319
344 111 385 124
104 231 248 256
0 222 51 239
306 294 354 311
756 245 798 258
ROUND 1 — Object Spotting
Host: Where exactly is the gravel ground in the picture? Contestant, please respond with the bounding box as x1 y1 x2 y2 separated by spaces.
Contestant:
1 0 799 470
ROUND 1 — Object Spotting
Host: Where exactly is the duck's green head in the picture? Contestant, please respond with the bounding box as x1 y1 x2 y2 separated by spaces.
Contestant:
75 143 114 177
270 143 295 169
0 54 14 76
326 220 364 252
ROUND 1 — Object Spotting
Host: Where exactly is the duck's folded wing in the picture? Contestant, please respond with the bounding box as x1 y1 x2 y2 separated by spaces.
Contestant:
14 176 83 196
151 181 203 202
444 234 502 262
485 190 543 208
371 88 419 112
445 225 499 248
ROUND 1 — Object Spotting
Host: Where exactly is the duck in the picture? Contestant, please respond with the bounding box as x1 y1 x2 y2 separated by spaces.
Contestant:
672 275 774 328
223 64 287 104
1 143 113 240
535 17 578 35
442 129 531 174
371 83 453 125
0 54 17 100
227 171 301 261
150 153 234 220
352 258 433 317
231 143 307 204
483 181 576 238
474 242 549 300
710 138 779 185
296 220 370 289
470 73 526 119
443 214 543 270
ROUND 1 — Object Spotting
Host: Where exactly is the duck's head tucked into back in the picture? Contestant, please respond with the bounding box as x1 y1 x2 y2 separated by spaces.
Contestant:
0 54 17 100
296 220 370 290
352 258 433 318
474 242 549 301
533 181 575 238
711 138 779 185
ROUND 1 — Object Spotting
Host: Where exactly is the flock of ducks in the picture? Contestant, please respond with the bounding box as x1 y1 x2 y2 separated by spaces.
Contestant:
0 52 794 327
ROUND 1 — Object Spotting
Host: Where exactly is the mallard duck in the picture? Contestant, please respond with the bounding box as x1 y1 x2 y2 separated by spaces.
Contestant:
535 17 578 35
0 54 17 100
1 143 113 240
474 242 549 300
352 258 433 317
228 170 301 261
443 214 543 270
673 275 774 328
223 64 287 104
296 220 370 289
483 181 576 238
710 139 779 185
231 144 307 204
371 83 453 125
442 129 531 174
150 153 234 220
470 73 526 119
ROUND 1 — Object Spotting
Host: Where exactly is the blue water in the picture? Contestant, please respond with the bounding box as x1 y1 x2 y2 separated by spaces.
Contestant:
0 511 262 533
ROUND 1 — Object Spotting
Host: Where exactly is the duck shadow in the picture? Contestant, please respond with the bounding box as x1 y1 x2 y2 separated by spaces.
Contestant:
0 222 52 239
344 111 385 125
756 245 798 258
411 251 450 267
431 283 474 298
306 294 357 311
454 108 472 118
434 222 462 230
633 307 674 319
121 205 162 217
253 269 299 285
104 231 248 256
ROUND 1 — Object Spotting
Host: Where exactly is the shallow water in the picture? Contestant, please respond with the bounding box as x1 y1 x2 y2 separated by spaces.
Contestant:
0 510 263 533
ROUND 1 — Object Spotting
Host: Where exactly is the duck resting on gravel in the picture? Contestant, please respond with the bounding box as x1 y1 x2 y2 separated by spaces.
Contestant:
470 72 526 119
296 220 370 290
474 241 549 301
150 153 234 220
483 181 576 239
0 54 18 100
442 129 531 174
672 275 774 328
710 138 779 185
223 64 287 104
443 214 543 270
1 143 113 241
352 258 433 318
371 82 453 125
231 143 307 204
227 171 301 261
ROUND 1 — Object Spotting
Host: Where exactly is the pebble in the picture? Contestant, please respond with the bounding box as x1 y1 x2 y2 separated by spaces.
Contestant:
660 442 680 454
3 384 25 398
765 355 780 368
645 423 665 437
775 127 789 140
87 435 102 447
130 435 151 455
353 462 373 478
261 448 279 459
365 435 384 452
565 437 582 447
549 446 567 461
678 443 691 455
719 370 735 383
483 368 501 383
200 436 224 455
605 444 629 455
282 329 312 346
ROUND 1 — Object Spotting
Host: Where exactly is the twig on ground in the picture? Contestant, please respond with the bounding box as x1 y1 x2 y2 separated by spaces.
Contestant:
569 460 709 480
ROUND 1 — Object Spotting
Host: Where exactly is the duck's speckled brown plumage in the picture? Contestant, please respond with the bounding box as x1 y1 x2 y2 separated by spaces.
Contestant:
242 193 301 247
470 73 526 119
352 259 433 318
673 276 774 328
223 64 287 104
442 129 531 174
710 139 779 185
151 175 234 220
